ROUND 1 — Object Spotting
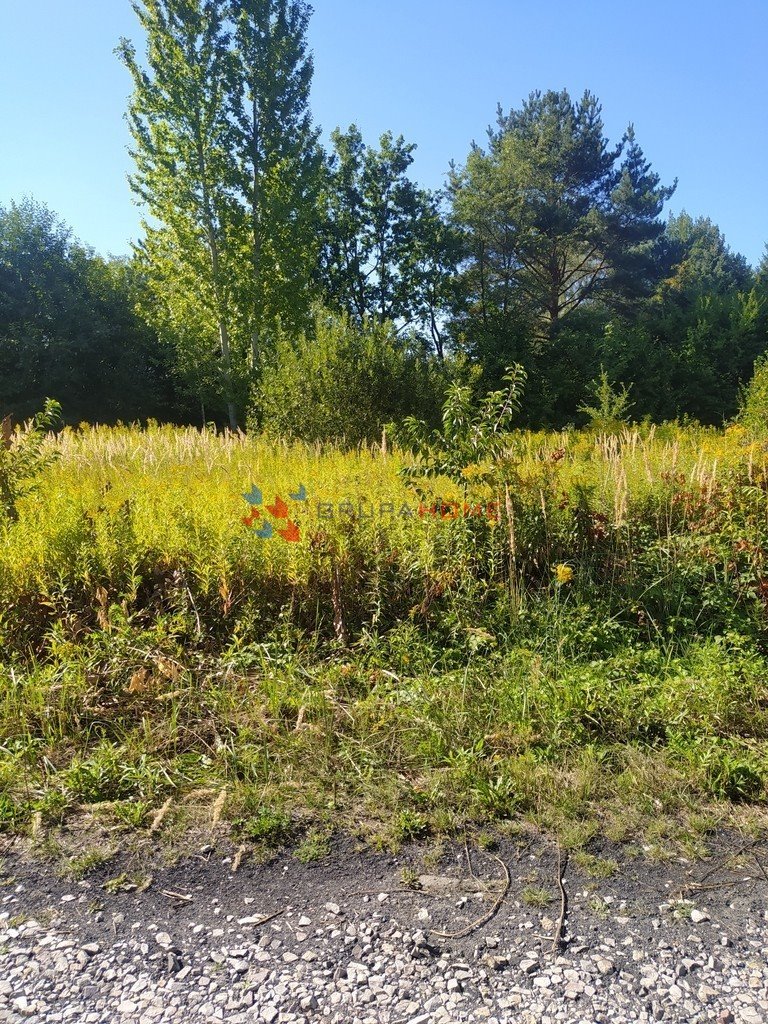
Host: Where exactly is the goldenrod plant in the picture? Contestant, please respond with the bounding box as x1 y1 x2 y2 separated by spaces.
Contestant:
0 418 767 850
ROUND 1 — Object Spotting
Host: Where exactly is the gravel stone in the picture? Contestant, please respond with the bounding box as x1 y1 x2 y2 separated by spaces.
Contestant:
1 837 766 1024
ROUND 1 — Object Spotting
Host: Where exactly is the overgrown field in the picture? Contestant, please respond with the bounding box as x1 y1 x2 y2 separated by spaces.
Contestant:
2 422 768 860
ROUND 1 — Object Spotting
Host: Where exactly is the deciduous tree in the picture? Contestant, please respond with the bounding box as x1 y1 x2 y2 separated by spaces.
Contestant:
321 126 458 355
118 0 323 426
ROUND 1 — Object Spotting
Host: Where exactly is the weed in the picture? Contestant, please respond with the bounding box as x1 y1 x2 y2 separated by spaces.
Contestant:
476 831 498 852
234 805 293 848
0 421 767 853
295 827 332 863
101 873 152 893
62 848 115 880
400 866 421 889
521 885 553 908
112 801 152 829
669 900 694 920
587 896 611 918
0 399 61 522
393 810 429 843
573 852 619 879
421 841 445 871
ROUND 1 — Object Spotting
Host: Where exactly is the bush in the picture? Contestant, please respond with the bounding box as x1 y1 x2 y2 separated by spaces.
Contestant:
251 308 444 445
578 368 634 433
0 399 61 522
739 353 768 432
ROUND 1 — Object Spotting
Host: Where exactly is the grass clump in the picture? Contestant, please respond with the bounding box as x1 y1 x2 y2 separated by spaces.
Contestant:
572 852 619 879
295 827 332 863
521 885 553 908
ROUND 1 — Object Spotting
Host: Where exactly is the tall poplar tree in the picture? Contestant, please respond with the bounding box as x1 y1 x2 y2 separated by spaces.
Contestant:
228 0 323 371
118 0 240 427
118 0 322 426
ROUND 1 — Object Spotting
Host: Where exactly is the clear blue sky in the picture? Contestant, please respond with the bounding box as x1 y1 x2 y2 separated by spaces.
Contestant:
1 0 766 265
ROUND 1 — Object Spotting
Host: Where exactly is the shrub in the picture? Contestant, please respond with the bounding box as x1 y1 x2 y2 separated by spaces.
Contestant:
251 308 444 445
0 399 61 521
578 368 634 433
397 363 526 485
739 353 768 432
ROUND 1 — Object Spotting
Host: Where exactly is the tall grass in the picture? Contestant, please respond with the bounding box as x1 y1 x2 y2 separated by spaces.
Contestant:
1 421 767 849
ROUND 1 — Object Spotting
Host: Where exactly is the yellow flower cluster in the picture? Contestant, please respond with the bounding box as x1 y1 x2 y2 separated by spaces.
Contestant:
554 563 574 584
460 462 491 481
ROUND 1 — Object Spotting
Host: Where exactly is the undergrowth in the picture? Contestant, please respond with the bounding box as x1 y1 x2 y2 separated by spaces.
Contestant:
1 421 768 854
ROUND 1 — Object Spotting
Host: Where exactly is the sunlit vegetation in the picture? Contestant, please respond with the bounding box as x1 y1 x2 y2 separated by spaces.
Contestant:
1 413 767 850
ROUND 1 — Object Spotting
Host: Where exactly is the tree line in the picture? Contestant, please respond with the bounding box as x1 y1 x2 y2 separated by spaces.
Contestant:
2 0 767 437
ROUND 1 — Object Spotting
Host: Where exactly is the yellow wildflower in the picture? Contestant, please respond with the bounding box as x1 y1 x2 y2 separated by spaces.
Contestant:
461 462 492 481
554 563 574 584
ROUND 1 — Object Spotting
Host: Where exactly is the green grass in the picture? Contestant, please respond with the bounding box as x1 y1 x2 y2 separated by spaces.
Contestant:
0 422 767 855
572 852 620 879
521 885 553 908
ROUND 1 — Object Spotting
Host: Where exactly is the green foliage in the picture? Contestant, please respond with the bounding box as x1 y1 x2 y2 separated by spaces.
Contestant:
739 354 768 433
112 800 152 829
393 809 429 842
661 213 752 294
1 415 768 849
320 126 458 355
0 200 185 424
600 215 766 425
62 745 170 803
228 0 324 359
397 364 526 484
0 793 24 833
119 0 323 428
450 90 675 346
572 852 619 878
295 826 332 862
252 307 443 444
578 368 634 432
235 805 293 846
0 399 61 522
521 885 552 908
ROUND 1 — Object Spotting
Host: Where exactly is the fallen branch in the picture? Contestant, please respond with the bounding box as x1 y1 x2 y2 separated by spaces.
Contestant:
430 853 510 940
464 838 478 880
551 844 569 953
682 838 761 892
683 877 753 895
238 909 285 928
161 889 192 903
752 851 768 885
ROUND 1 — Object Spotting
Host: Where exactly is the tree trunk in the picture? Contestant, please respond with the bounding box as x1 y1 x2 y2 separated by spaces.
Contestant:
250 93 262 373
218 320 238 431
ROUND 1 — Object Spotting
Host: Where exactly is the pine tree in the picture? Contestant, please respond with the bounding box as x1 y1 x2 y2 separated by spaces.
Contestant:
450 90 676 344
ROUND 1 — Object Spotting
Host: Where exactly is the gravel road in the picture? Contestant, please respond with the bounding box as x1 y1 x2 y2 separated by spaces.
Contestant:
0 834 766 1023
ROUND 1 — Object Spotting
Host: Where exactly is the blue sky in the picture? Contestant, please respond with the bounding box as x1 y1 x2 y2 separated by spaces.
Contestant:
1 0 766 265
